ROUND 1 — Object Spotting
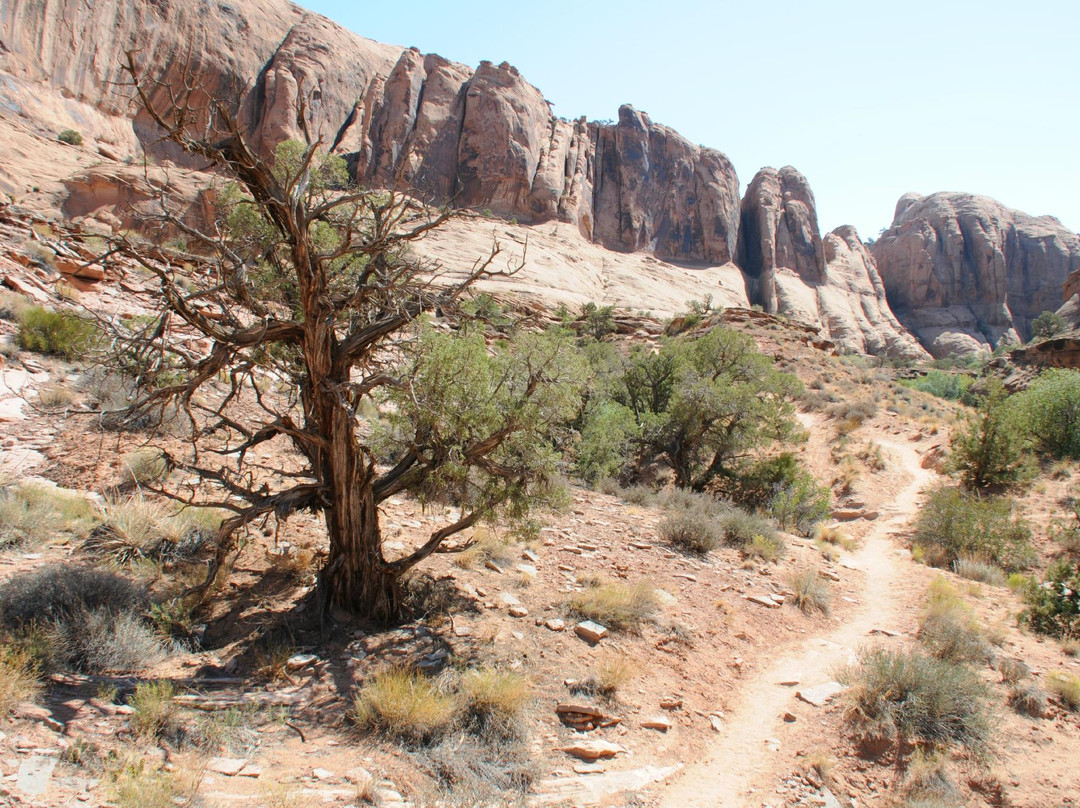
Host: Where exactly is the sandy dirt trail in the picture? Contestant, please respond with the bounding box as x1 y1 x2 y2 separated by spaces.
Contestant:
657 438 936 808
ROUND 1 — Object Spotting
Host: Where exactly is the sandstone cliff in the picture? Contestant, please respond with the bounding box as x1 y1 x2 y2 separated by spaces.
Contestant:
873 192 1080 357
735 167 927 359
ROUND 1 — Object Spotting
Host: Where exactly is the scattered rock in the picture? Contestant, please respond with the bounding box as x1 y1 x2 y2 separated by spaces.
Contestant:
515 564 538 578
641 715 672 731
557 739 625 761
572 763 605 775
508 605 529 618
796 682 847 707
16 755 56 795
207 757 248 776
544 618 565 632
312 767 335 780
783 711 797 723
574 620 609 643
745 594 782 609
659 697 682 710
285 653 318 671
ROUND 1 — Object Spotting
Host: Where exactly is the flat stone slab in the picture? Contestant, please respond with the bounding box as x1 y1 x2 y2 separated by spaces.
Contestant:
208 757 249 776
574 620 609 643
557 739 625 761
796 681 847 707
17 755 56 795
745 594 782 609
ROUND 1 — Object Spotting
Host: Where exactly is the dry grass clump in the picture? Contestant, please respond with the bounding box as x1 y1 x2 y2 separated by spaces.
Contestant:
1008 680 1048 718
0 481 98 550
1063 638 1080 657
129 680 179 739
75 609 169 673
589 650 638 698
785 567 831 615
814 523 856 551
569 578 658 631
838 646 993 759
746 532 784 562
953 557 1006 587
84 496 218 566
0 564 147 627
917 578 991 664
0 648 41 715
459 668 531 734
1046 671 1080 711
37 383 77 408
901 750 959 805
352 668 458 744
110 759 203 808
455 526 515 569
121 449 171 487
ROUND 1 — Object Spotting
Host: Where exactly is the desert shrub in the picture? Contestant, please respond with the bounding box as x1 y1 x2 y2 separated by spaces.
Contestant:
917 579 991 664
838 647 993 758
620 484 657 506
746 532 784 562
129 680 178 739
72 609 169 673
901 749 958 804
1013 369 1080 459
593 477 621 496
0 481 97 550
947 378 1027 489
573 401 637 483
459 669 531 736
0 648 40 715
1046 671 1080 711
902 369 974 402
996 656 1030 685
1021 559 1080 639
658 508 723 554
953 557 1006 587
827 398 878 422
121 449 171 487
912 486 1034 571
814 523 856 551
352 668 458 743
0 565 146 628
722 453 830 535
718 507 780 550
786 567 831 615
1009 680 1047 718
419 731 539 803
37 383 77 408
1064 638 1080 657
1030 310 1069 340
568 578 657 631
57 128 83 145
16 306 97 358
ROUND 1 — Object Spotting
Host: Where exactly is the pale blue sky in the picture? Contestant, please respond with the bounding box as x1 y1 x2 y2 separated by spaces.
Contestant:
305 0 1078 240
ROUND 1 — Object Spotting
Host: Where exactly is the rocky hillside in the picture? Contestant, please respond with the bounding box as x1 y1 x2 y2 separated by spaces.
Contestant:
873 192 1080 357
0 0 1074 361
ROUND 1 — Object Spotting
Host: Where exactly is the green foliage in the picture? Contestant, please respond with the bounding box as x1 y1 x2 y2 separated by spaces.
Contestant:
573 401 637 483
383 328 586 520
1012 369 1080 459
57 129 83 146
1030 310 1069 340
947 377 1027 489
1021 559 1080 640
902 369 974 402
838 647 993 759
17 306 97 358
579 302 617 341
913 487 1034 571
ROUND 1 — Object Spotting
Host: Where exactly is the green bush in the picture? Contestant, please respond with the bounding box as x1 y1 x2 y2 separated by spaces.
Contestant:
17 306 97 358
1013 369 1080 459
1030 310 1069 341
573 401 637 483
947 378 1027 489
1021 560 1080 640
838 647 993 758
57 129 83 146
913 487 1034 571
902 369 974 402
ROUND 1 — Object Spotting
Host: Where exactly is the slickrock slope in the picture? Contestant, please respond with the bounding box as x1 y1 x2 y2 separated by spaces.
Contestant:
873 192 1080 357
737 167 928 360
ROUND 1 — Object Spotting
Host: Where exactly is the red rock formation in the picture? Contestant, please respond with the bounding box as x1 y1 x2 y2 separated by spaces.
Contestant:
873 192 1080 357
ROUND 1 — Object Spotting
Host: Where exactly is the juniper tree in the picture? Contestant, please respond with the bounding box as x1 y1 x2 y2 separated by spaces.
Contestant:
110 54 584 622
